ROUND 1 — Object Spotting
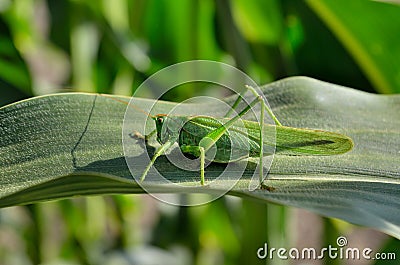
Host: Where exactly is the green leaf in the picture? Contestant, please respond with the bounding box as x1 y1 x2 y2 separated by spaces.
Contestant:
0 77 399 238
0 35 31 93
231 0 283 44
307 0 400 93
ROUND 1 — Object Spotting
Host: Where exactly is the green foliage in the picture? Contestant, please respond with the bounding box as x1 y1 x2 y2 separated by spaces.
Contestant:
1 1 399 264
307 0 400 93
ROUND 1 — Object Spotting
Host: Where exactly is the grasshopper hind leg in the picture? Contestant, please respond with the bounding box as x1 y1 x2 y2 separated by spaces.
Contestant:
224 85 282 189
225 85 282 126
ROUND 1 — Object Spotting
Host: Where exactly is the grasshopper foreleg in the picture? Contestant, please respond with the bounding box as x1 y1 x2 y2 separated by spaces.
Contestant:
130 129 156 142
140 140 173 183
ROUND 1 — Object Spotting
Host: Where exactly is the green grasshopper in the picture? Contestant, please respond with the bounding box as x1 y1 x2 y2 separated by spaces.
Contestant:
103 85 353 188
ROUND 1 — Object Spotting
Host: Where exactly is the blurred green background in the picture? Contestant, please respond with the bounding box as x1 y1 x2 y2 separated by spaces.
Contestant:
0 0 399 264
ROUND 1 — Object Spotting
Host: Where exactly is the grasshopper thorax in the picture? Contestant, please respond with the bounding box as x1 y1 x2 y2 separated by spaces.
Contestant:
153 114 188 144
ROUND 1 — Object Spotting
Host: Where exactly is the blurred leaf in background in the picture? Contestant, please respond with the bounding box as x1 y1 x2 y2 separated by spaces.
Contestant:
0 0 399 264
307 0 400 93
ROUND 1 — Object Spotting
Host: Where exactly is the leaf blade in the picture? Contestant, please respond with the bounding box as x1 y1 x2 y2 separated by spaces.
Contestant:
0 77 399 238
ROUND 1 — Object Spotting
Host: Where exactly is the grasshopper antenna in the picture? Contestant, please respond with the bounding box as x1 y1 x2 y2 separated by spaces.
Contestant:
99 93 155 118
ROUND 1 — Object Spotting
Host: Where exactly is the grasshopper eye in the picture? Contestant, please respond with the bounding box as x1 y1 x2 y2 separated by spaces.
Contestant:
157 117 164 123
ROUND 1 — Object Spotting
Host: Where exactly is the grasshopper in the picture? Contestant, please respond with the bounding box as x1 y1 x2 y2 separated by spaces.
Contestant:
103 85 353 188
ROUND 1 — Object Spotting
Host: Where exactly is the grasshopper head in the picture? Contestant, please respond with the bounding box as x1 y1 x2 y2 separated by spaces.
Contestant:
153 114 187 144
154 114 167 143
